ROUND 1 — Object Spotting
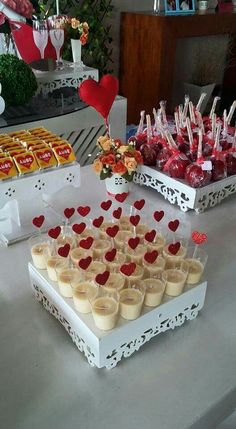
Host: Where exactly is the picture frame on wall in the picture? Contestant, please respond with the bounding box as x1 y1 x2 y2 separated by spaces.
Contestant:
164 0 195 14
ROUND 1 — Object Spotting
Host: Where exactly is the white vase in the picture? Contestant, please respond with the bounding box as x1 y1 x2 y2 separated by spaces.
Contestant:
105 174 130 196
71 39 84 68
184 82 216 114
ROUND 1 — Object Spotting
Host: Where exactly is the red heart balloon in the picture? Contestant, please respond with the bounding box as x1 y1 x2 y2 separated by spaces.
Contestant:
78 256 92 270
134 199 145 210
105 248 117 262
128 237 140 250
153 210 165 222
115 193 128 203
92 216 104 228
64 207 75 219
77 206 91 217
144 229 156 243
79 236 94 249
192 231 207 245
72 222 86 235
120 262 136 277
106 225 119 238
168 242 181 255
113 207 122 219
129 215 140 227
95 270 110 286
144 251 158 264
32 215 45 228
48 226 61 239
168 219 180 232
79 74 119 120
58 243 70 258
101 200 112 211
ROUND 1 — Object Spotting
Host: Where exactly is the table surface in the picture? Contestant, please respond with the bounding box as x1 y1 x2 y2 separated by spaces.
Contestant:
1 166 236 429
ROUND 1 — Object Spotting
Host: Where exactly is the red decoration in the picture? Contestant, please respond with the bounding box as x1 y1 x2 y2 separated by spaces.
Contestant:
106 225 119 238
168 242 181 255
95 270 110 286
144 250 158 264
32 215 45 228
79 74 119 121
78 256 92 270
129 215 140 227
134 199 145 210
113 207 122 219
115 192 128 203
18 154 34 169
128 237 140 250
79 236 94 249
58 243 70 258
100 200 112 211
92 216 104 228
72 222 86 235
64 208 75 219
192 231 207 245
105 248 117 262
144 230 156 243
153 210 165 222
48 226 61 239
77 206 91 217
168 219 180 232
120 262 136 277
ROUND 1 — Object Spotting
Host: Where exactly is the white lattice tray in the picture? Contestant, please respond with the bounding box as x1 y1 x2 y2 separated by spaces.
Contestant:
134 165 236 213
29 263 207 369
0 163 80 245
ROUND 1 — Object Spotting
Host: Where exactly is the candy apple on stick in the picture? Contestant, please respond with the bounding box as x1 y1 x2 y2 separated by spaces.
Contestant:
226 100 236 126
226 127 236 176
163 131 189 179
182 94 189 125
209 96 220 119
211 123 227 182
196 93 206 113
185 130 212 188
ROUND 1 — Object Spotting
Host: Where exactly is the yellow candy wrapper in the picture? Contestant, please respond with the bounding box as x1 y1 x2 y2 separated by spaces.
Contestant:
33 147 57 169
53 143 76 165
14 151 38 174
0 156 18 180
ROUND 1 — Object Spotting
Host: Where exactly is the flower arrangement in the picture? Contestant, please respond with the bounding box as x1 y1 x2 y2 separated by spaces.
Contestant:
64 17 89 45
93 136 143 181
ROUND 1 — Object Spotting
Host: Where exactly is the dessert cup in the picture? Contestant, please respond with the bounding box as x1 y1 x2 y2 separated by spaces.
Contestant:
90 287 119 331
144 233 166 253
143 255 166 279
119 283 145 320
93 239 111 260
84 261 106 281
103 251 126 272
99 221 118 240
120 264 144 287
185 246 208 284
140 278 166 307
163 238 188 268
29 234 50 270
57 226 76 248
135 223 150 242
103 272 125 292
72 280 97 314
55 264 81 298
162 260 189 297
44 247 69 281
70 247 93 266
114 230 133 250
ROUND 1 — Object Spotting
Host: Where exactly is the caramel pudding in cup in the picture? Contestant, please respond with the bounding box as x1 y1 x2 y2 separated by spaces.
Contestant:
114 230 133 250
84 261 106 281
162 260 189 297
120 264 144 287
185 247 208 284
56 265 81 298
140 278 166 307
163 244 187 268
135 224 149 242
29 234 50 269
119 283 145 320
70 247 93 266
103 251 126 272
90 287 119 331
93 239 111 260
103 272 125 292
44 248 69 281
57 234 76 249
72 281 97 313
143 255 166 278
126 244 147 264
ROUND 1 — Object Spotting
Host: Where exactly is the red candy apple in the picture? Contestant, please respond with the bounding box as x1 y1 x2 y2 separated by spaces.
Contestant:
211 158 226 181
168 155 190 179
226 153 236 176
156 147 172 170
140 144 157 166
185 164 212 188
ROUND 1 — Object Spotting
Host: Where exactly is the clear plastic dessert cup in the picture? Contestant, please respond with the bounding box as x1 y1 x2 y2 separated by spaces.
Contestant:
119 283 145 320
162 260 189 297
185 246 208 284
29 234 51 270
89 286 119 331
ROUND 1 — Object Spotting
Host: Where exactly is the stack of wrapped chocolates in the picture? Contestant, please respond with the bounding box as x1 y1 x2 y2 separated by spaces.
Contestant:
0 127 76 181
129 96 236 187
30 198 207 331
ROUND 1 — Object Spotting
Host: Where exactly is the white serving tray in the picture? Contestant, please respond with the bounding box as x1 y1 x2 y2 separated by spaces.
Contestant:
0 163 80 245
28 263 207 369
134 165 236 213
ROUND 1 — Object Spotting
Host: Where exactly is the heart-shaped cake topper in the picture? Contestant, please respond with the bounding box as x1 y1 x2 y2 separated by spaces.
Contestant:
106 225 119 238
48 226 61 239
153 210 165 222
168 219 180 232
120 262 136 277
58 243 70 258
105 248 117 262
32 215 45 228
64 207 75 219
133 199 145 210
192 231 207 245
79 74 119 121
113 207 122 219
95 270 110 286
128 237 140 250
144 250 158 264
72 222 86 235
78 256 92 270
145 229 157 243
77 206 91 217
92 216 104 228
168 242 181 255
100 200 112 211
79 236 94 250
129 215 140 227
115 192 128 203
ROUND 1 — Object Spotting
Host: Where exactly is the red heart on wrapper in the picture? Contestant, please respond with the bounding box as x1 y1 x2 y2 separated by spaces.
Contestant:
64 207 75 219
168 242 181 255
58 243 70 258
92 216 104 228
100 200 112 211
168 219 180 232
192 231 207 245
79 74 119 121
32 215 45 228
144 251 158 264
115 193 128 203
128 237 140 250
120 262 136 277
153 211 164 222
134 199 145 210
79 236 94 249
106 225 119 238
48 226 61 239
72 222 86 235
145 230 156 243
113 207 122 219
78 256 92 270
105 248 117 262
130 215 140 227
95 270 110 286
77 206 91 217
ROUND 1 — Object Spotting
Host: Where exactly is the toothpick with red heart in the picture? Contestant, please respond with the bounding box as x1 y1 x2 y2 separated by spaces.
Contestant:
106 224 119 248
191 230 207 257
167 218 180 243
32 215 45 235
63 207 75 228
120 262 136 286
129 214 140 236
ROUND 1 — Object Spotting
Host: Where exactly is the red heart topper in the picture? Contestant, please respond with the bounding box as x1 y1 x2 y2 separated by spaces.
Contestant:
95 270 110 286
72 222 86 235
79 74 119 120
168 242 181 255
192 231 207 245
128 237 140 250
48 226 61 239
92 216 104 228
115 192 128 203
129 215 140 227
37 150 52 163
120 262 136 277
77 206 91 217
153 210 165 222
64 207 75 219
113 207 122 219
58 243 70 258
144 250 158 264
106 225 119 238
133 199 145 210
78 256 92 271
32 215 45 228
144 229 156 243
18 154 34 169
168 219 180 232
0 159 13 175
79 236 94 250
105 248 117 262
100 200 112 211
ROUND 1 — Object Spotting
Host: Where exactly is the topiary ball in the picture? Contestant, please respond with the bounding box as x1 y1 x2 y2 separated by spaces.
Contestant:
0 54 38 106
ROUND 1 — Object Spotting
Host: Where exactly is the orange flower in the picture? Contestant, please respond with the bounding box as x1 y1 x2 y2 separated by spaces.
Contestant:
134 150 143 164
80 33 88 45
82 22 89 34
93 158 103 174
71 18 80 29
124 157 137 173
97 136 111 152
112 161 127 175
101 153 116 166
